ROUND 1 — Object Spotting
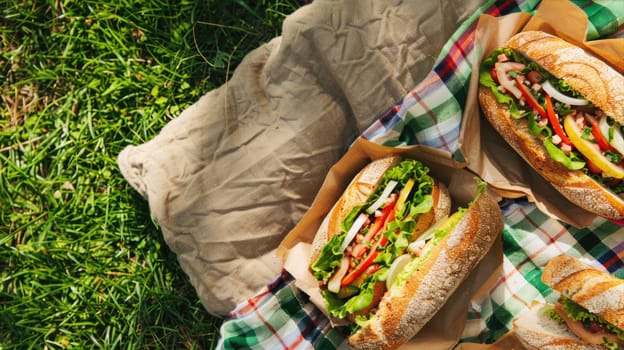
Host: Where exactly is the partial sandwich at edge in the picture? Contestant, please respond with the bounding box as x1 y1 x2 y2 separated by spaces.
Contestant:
513 254 624 349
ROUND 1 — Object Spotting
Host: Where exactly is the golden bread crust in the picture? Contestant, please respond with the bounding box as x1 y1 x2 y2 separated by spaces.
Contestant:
347 191 504 350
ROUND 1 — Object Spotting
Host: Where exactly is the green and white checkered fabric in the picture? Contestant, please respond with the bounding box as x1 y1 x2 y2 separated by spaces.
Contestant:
218 1 624 348
463 199 624 343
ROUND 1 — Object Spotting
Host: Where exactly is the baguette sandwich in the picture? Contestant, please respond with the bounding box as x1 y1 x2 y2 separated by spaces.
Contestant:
309 155 504 349
513 254 624 349
478 30 624 220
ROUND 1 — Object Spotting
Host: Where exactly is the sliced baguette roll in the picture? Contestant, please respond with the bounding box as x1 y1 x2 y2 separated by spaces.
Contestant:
478 30 624 219
513 301 604 350
542 254 624 331
347 189 503 350
309 156 453 326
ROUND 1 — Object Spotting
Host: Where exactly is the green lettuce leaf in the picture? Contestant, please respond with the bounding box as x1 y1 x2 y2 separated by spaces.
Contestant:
322 275 380 319
310 233 345 281
543 138 585 170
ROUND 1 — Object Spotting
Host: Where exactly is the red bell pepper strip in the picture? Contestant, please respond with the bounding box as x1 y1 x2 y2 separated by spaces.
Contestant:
361 195 396 244
351 204 396 259
352 195 397 259
545 94 572 146
340 242 381 287
584 114 618 153
515 76 547 121
341 208 395 287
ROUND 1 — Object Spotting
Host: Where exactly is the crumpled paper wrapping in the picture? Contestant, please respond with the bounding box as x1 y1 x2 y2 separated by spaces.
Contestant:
278 138 504 349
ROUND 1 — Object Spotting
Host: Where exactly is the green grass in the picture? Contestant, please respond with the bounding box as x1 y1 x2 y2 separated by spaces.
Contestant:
1 0 303 348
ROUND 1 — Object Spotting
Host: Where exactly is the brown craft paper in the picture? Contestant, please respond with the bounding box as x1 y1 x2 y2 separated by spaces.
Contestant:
465 0 624 228
278 137 505 349
277 0 624 348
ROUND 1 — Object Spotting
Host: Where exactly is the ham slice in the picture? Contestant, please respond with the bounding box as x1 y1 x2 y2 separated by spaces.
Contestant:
554 301 623 346
494 61 525 99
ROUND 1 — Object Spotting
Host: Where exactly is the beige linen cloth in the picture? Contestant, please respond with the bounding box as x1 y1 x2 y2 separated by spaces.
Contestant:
117 0 487 317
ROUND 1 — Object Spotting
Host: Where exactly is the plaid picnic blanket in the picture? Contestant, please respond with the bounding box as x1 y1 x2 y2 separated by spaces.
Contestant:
217 0 624 349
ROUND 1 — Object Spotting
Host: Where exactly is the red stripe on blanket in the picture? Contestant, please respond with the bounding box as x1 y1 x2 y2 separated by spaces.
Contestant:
434 29 475 82
602 253 624 272
404 89 457 152
486 0 517 17
248 296 290 349
229 271 289 317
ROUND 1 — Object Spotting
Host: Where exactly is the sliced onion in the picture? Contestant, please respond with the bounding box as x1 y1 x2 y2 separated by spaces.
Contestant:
542 80 588 106
339 213 368 252
366 180 398 214
386 254 412 290
327 257 350 293
599 116 624 155
495 61 525 99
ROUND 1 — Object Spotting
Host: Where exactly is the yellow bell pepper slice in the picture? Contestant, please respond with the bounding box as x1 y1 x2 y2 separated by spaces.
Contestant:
563 114 624 179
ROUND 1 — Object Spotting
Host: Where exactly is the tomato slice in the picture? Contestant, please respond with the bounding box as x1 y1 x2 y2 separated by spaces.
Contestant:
586 158 603 175
545 94 572 146
515 76 547 121
490 66 499 84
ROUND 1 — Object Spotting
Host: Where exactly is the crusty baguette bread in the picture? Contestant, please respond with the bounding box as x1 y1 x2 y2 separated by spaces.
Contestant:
542 254 624 330
478 30 624 219
347 189 503 349
513 301 604 350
